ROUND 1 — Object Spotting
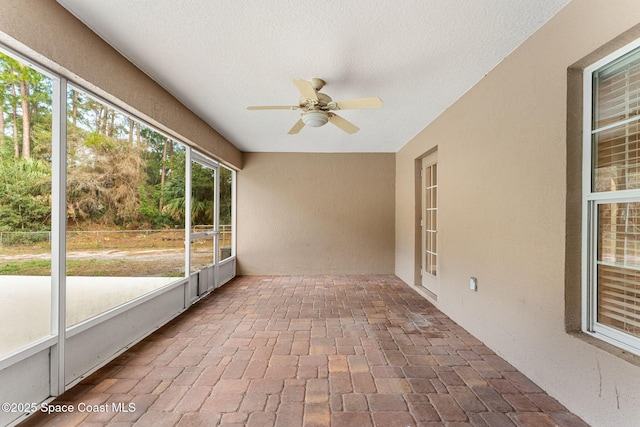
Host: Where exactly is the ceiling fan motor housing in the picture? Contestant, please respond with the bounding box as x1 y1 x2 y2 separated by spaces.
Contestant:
300 92 333 109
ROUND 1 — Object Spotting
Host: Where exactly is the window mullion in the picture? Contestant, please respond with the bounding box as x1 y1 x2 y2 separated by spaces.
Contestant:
51 75 67 396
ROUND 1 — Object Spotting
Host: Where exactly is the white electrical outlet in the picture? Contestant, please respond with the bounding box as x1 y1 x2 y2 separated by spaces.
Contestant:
470 277 478 291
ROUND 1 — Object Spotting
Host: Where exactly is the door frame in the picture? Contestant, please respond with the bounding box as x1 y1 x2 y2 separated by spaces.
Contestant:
187 150 220 303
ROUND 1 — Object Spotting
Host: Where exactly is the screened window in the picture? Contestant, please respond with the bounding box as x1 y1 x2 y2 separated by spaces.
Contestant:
0 40 237 417
585 42 640 355
0 50 54 357
65 86 187 327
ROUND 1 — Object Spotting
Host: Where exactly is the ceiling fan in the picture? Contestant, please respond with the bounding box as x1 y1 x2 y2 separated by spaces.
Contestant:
247 78 382 135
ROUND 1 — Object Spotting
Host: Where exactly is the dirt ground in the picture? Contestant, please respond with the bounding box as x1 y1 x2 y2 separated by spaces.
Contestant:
0 229 225 276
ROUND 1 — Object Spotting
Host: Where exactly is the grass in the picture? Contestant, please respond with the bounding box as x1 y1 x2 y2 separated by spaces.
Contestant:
0 259 185 277
0 260 50 275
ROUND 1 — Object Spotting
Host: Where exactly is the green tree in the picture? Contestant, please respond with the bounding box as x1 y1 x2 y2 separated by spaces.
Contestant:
0 147 51 231
0 53 52 160
137 126 186 228
0 52 53 234
0 53 199 235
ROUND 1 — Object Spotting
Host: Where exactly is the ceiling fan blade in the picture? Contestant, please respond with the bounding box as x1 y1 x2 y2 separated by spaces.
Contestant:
288 118 305 135
328 114 359 134
333 97 383 110
247 105 298 110
293 79 318 102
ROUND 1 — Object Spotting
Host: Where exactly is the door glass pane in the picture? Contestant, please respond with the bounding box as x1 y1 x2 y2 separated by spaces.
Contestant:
432 164 437 186
0 51 53 356
66 87 186 328
425 163 438 277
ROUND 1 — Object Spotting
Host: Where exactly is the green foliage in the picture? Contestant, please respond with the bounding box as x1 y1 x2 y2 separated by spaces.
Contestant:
0 51 231 235
191 163 215 226
138 184 175 228
84 131 116 150
0 154 51 231
0 51 54 233
162 174 186 224
220 166 233 225
65 90 188 229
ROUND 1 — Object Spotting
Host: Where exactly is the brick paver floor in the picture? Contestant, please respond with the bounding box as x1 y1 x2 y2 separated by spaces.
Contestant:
20 275 588 426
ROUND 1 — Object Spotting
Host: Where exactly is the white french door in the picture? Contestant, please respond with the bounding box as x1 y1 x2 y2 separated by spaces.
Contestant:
421 153 439 297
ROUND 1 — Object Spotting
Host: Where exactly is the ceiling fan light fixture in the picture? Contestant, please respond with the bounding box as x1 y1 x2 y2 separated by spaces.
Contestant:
301 111 329 127
247 79 382 134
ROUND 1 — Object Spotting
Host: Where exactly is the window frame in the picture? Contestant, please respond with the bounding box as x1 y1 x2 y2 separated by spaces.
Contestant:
582 37 640 356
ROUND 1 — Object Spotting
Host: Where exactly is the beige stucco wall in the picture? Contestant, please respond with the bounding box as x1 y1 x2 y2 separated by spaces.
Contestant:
395 1 640 426
237 152 395 275
0 0 241 169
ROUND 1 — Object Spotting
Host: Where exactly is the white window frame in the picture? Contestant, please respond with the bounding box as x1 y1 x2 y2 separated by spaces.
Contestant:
582 37 640 356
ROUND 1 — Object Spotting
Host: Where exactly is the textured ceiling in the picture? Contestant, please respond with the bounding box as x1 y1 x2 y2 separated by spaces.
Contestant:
57 0 569 153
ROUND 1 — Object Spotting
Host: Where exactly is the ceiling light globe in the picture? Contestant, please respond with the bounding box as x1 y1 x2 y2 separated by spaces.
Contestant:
302 111 329 127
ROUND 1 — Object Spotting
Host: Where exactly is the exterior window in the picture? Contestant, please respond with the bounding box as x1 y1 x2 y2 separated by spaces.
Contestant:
584 42 640 355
